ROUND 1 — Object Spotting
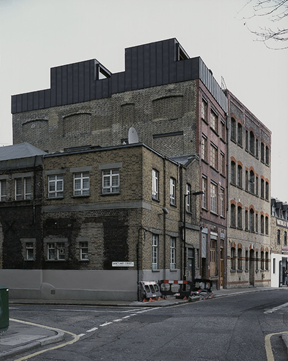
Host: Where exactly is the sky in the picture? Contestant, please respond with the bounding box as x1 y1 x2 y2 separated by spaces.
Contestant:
0 0 287 201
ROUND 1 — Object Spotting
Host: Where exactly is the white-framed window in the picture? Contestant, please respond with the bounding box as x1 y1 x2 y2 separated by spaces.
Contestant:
15 178 22 200
170 178 176 205
152 234 159 269
220 152 225 176
80 242 89 260
220 188 225 217
152 169 159 200
210 143 218 170
15 177 32 200
26 242 34 260
210 110 218 133
102 169 120 194
48 175 64 198
202 176 207 209
201 99 208 122
74 172 89 196
201 134 208 162
47 242 65 261
0 179 7 201
170 237 176 269
186 184 191 212
210 182 217 214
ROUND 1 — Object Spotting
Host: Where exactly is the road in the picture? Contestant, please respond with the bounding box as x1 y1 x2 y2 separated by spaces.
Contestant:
7 290 288 361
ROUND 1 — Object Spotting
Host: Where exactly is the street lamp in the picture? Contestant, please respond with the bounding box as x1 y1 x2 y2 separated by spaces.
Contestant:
183 190 204 281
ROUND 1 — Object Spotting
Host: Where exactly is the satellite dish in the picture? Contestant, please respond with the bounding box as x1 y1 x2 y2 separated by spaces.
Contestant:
128 127 139 144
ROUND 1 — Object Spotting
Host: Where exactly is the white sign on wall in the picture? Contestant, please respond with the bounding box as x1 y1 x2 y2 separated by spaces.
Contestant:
112 262 134 267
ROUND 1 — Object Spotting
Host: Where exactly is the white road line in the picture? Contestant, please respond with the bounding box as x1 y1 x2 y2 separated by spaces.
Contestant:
265 302 288 314
78 333 86 338
87 327 98 332
129 314 137 316
122 315 130 319
100 322 113 327
113 319 123 322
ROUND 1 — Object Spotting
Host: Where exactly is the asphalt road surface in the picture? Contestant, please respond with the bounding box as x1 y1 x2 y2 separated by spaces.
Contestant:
7 289 288 361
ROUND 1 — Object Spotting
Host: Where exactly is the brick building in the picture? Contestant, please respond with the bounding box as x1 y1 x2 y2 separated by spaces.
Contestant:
226 90 271 288
10 38 228 290
270 198 288 287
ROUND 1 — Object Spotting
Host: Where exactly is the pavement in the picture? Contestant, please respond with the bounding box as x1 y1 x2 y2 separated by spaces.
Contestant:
0 286 287 360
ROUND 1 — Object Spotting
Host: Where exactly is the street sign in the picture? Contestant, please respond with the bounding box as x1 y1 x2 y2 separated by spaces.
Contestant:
112 262 134 267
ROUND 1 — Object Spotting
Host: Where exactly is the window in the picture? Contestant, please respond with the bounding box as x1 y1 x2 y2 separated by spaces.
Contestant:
210 143 218 170
245 171 248 191
237 123 242 146
265 181 269 200
256 139 259 158
237 206 242 229
15 177 32 200
237 165 242 188
210 182 217 214
266 146 269 165
102 170 119 194
202 176 207 209
250 131 255 155
210 240 217 276
170 237 176 269
284 232 287 246
220 152 225 176
152 169 159 200
48 175 64 198
186 184 191 212
265 252 269 271
221 121 225 141
256 176 259 196
261 142 265 162
260 251 264 270
47 242 65 261
249 170 254 194
26 242 34 261
80 242 89 260
152 234 159 269
277 229 280 244
210 110 218 133
261 179 264 198
220 189 225 217
231 161 236 185
201 135 208 162
74 172 89 196
238 248 242 270
245 210 248 230
261 215 264 234
231 204 236 227
256 213 258 233
0 180 7 201
256 251 258 271
231 118 236 142
249 209 254 232
231 247 236 270
201 99 208 122
265 216 269 235
245 250 249 271
170 178 176 205
245 130 249 151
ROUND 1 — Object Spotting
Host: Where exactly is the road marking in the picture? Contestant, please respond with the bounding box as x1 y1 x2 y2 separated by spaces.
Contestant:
122 315 130 319
265 331 288 361
78 333 86 338
113 319 123 322
99 322 113 327
10 318 79 361
87 327 98 332
264 302 288 314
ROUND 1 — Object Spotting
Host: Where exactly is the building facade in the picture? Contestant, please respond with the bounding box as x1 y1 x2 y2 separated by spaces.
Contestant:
226 90 271 288
270 198 288 287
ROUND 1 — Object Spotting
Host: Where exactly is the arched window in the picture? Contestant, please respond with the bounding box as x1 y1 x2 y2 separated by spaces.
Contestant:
231 118 236 141
231 204 236 227
265 216 269 235
231 247 236 270
261 215 264 234
237 165 242 188
250 131 255 155
237 123 242 146
231 161 236 185
261 251 264 270
249 209 254 232
249 170 255 193
237 206 242 229
238 248 242 270
265 252 269 270
266 146 269 165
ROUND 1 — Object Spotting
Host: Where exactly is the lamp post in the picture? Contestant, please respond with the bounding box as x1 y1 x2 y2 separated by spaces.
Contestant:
183 191 204 281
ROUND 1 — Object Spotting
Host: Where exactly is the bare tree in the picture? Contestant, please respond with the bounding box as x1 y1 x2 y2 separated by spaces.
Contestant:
242 0 288 49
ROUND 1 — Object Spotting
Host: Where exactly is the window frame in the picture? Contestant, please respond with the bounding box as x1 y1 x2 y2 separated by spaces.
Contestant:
170 177 176 206
48 174 64 198
0 179 7 202
210 182 218 214
152 169 159 200
74 172 90 196
102 169 120 194
152 234 159 270
170 237 176 270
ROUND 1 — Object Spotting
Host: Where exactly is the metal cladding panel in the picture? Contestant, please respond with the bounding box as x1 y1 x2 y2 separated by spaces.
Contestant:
50 68 57 107
95 79 103 98
143 44 150 88
102 78 110 98
27 92 34 111
156 41 163 86
11 96 17 114
84 61 90 101
33 91 39 109
191 57 200 79
22 93 28 112
16 95 22 113
67 64 73 104
150 42 157 87
39 90 45 109
162 40 170 85
44 89 50 108
61 65 68 106
137 45 144 89
78 62 85 103
176 61 185 83
72 63 79 103
125 48 132 91
118 72 125 93
56 66 62 106
131 46 138 90
89 60 96 100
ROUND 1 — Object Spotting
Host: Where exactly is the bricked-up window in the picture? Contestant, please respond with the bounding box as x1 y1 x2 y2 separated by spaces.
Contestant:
266 146 269 165
210 110 218 133
237 165 242 188
48 175 63 198
0 180 7 201
15 177 32 200
202 176 207 209
102 170 119 194
26 242 34 261
231 247 236 270
220 152 225 176
170 237 176 269
170 178 176 205
201 99 208 122
152 234 159 269
47 242 65 261
220 188 225 217
231 161 236 185
152 169 159 200
265 252 269 270
237 123 242 146
221 120 226 141
265 216 269 235
210 182 217 214
74 172 90 196
231 204 236 227
231 118 236 142
80 242 89 260
186 184 191 212
201 135 208 162
237 206 242 229
238 248 242 270
210 143 218 170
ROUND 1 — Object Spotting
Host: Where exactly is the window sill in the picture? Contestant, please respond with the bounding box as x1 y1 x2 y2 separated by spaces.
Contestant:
230 269 237 273
47 196 64 200
202 207 209 212
237 269 243 273
210 211 218 217
210 127 219 137
46 260 66 262
201 159 209 165
210 166 219 173
170 203 177 208
72 195 90 198
202 118 209 125
220 137 226 144
152 269 160 272
101 192 120 196
152 197 160 203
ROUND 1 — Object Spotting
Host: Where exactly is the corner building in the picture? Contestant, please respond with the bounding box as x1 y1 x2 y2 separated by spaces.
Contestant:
11 38 228 289
226 91 271 288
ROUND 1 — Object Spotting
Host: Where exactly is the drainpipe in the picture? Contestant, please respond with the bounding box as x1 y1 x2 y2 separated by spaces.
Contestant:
163 157 167 280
